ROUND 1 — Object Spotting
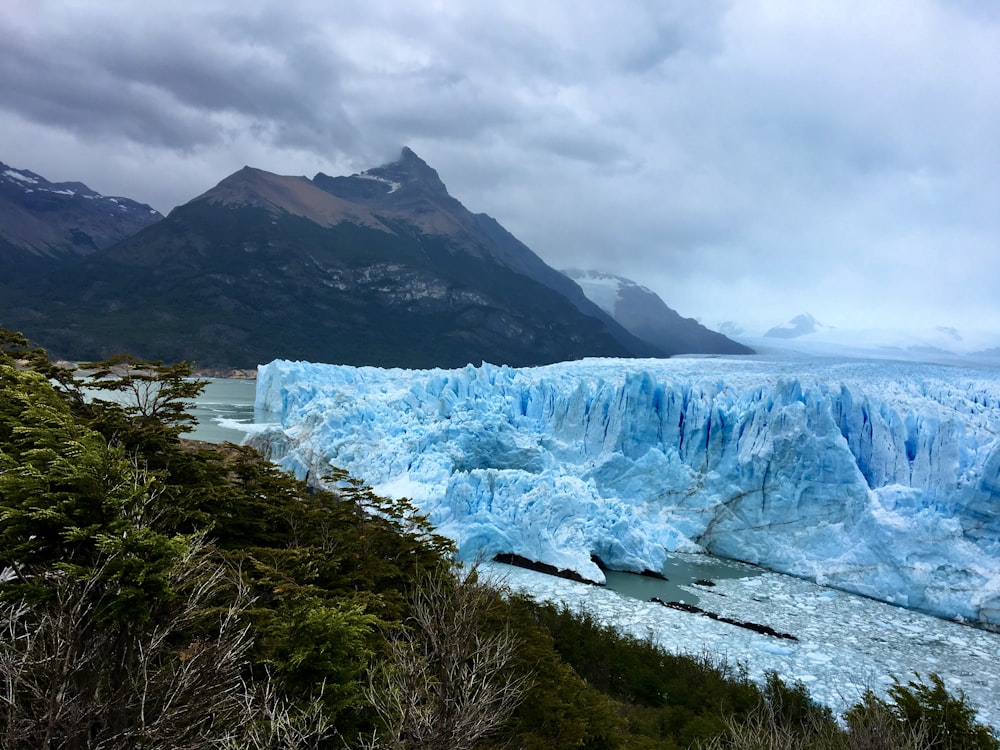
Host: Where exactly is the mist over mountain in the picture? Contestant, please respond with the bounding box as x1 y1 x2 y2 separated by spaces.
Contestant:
746 312 1000 365
765 313 825 339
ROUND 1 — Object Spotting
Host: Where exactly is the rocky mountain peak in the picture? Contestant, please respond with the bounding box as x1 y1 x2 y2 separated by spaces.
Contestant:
360 147 449 196
310 148 475 245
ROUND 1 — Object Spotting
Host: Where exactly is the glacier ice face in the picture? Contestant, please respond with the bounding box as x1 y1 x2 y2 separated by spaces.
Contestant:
251 356 1000 627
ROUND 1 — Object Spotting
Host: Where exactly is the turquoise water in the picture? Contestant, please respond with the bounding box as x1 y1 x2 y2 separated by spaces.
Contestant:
602 555 761 607
183 378 271 443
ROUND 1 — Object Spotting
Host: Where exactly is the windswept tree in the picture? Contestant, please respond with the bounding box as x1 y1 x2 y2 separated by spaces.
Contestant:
0 348 249 747
0 537 258 750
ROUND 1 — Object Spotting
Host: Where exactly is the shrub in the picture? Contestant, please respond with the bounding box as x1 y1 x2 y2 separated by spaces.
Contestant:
846 673 999 750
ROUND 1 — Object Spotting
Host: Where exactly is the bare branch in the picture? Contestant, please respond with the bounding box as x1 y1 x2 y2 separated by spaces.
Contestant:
364 564 532 750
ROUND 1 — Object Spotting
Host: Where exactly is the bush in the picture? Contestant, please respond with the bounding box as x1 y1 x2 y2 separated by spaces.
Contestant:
846 673 1000 750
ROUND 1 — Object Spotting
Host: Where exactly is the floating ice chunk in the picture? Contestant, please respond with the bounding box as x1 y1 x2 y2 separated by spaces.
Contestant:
758 642 796 656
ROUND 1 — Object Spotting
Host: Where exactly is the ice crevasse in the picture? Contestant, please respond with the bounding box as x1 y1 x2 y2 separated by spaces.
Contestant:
251 356 1000 628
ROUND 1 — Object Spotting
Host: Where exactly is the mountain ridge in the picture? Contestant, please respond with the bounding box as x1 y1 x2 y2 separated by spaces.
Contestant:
0 161 162 279
197 166 390 231
3 149 751 368
313 153 664 358
3 150 654 367
564 269 753 356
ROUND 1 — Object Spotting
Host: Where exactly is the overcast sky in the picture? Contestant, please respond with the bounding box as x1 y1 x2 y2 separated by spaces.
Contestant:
3 1 999 338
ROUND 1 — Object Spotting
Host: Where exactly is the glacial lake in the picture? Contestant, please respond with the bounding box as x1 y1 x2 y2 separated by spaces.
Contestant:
184 377 275 443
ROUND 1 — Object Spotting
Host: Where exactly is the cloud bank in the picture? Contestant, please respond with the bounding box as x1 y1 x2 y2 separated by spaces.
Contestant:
2 0 998 337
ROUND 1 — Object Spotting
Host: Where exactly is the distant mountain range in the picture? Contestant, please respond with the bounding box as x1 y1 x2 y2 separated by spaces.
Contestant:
1 150 749 368
0 162 162 279
747 312 1000 365
564 270 752 356
764 312 826 339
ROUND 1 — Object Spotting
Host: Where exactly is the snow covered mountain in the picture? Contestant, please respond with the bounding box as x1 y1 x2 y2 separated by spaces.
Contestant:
750 313 1000 365
250 355 1000 629
764 313 826 339
563 269 752 355
0 161 161 278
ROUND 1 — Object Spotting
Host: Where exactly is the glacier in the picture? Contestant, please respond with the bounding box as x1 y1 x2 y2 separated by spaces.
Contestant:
251 355 1000 628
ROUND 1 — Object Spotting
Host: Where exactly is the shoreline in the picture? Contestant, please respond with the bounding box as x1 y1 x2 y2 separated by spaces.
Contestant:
191 368 257 380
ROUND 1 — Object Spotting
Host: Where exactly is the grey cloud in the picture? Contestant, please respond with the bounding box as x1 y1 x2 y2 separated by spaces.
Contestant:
1 0 998 339
0 3 362 154
0 36 216 149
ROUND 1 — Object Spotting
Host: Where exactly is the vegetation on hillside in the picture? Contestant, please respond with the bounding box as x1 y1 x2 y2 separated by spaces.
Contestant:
1 327 996 749
3 201 636 369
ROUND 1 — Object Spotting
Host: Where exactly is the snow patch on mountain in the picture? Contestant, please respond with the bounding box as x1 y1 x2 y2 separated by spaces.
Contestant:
356 171 402 194
562 268 659 317
1 160 158 217
563 269 624 315
3 168 39 185
251 355 1000 628
563 268 753 356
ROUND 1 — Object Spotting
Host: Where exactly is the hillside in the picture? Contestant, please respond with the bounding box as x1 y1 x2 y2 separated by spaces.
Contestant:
0 161 162 280
3 151 652 368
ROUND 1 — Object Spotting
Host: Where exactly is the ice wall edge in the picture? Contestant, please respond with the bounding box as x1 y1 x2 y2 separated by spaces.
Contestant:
250 357 1000 627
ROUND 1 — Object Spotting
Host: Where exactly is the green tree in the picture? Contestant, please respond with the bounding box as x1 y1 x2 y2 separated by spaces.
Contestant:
0 355 189 622
0 334 359 746
846 673 999 750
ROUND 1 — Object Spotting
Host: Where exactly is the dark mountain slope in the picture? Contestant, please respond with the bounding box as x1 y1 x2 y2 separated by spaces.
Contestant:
0 162 162 279
313 149 662 357
5 161 640 368
564 270 753 356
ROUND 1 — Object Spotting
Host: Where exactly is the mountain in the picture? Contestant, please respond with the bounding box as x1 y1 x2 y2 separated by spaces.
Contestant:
563 269 753 355
312 148 661 357
745 313 1000 365
0 162 162 280
253 355 1000 629
2 150 660 368
764 312 825 339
